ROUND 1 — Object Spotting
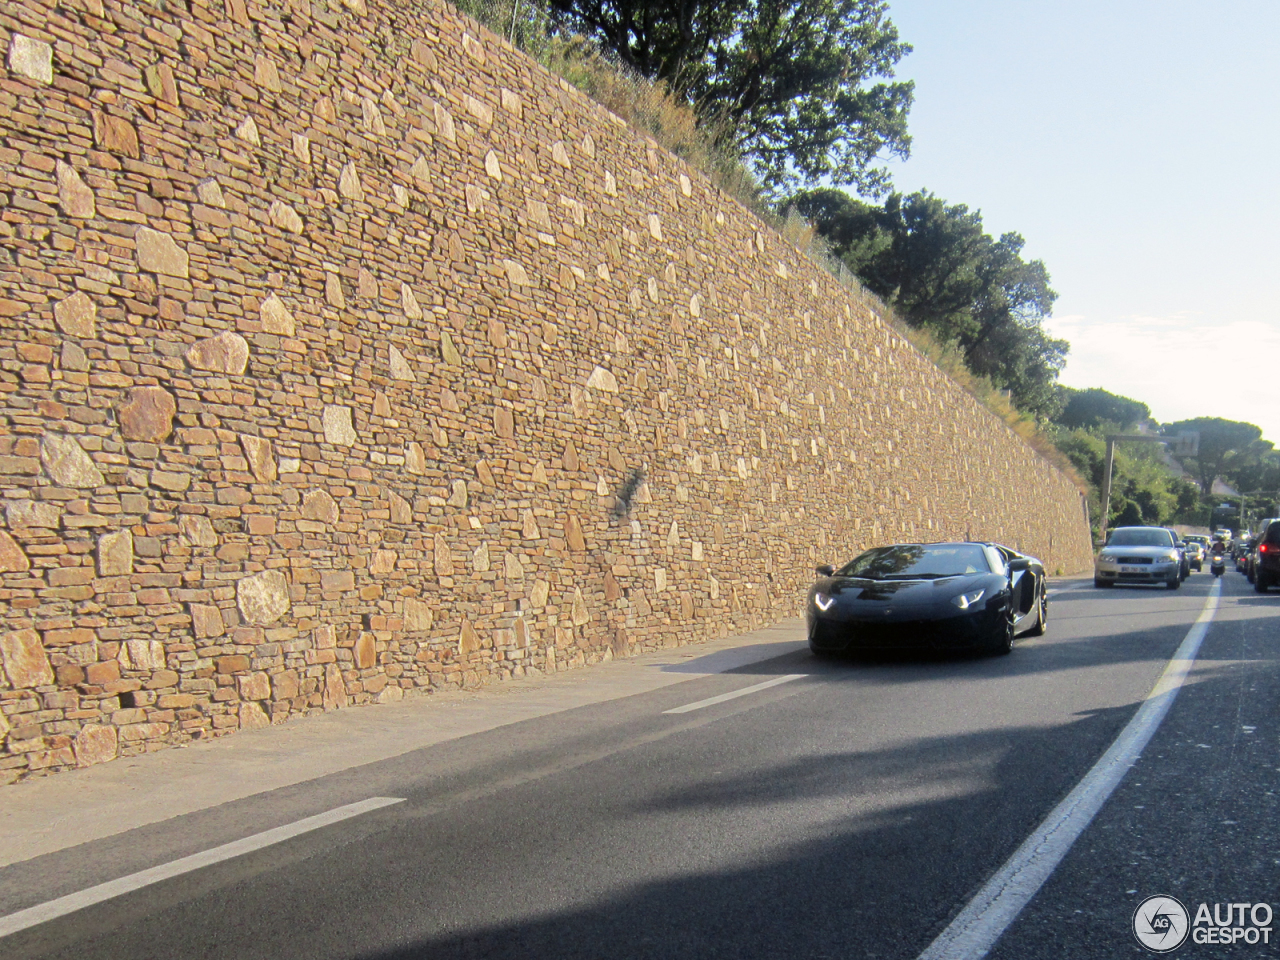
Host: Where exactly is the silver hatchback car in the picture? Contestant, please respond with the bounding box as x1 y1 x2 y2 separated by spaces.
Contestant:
1094 527 1182 589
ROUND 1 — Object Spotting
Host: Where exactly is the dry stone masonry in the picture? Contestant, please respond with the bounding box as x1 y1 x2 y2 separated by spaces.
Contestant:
0 0 1093 781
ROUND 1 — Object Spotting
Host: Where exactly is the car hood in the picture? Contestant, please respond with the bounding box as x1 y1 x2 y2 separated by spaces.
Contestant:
813 573 997 615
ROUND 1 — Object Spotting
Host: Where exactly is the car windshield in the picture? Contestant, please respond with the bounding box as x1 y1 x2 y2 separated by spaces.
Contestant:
1107 529 1172 547
836 544 991 580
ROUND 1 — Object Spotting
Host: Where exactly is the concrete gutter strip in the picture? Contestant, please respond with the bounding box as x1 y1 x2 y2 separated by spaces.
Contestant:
0 620 807 868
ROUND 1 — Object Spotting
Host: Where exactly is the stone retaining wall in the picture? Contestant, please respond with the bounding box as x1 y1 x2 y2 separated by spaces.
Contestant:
0 0 1094 781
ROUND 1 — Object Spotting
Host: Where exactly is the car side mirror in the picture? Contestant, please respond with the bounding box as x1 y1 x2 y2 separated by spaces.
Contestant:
815 564 835 577
1007 558 1030 572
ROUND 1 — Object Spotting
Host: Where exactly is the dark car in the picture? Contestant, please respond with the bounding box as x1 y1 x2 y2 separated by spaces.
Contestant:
1253 520 1280 593
806 541 1047 658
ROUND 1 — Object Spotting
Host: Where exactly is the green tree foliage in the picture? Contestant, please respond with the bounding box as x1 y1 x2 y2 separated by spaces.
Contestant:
789 188 1066 416
1055 387 1151 431
1163 418 1267 494
543 0 914 193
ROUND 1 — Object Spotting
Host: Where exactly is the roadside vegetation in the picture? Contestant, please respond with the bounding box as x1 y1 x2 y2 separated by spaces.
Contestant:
450 0 1276 534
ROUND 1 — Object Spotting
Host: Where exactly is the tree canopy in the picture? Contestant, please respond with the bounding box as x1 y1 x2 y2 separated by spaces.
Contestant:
789 187 1066 416
1163 418 1268 495
543 0 914 193
1055 387 1151 432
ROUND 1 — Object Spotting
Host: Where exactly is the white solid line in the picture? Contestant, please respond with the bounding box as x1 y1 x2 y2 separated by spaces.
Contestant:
663 673 807 714
0 797 405 939
917 580 1222 960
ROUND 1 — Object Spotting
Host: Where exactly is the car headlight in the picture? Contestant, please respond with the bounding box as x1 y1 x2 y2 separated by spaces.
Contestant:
1161 550 1179 562
951 588 986 610
813 592 835 611
1098 553 1117 563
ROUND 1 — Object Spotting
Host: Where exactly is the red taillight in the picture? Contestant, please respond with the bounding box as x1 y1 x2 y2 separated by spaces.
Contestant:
1262 544 1271 553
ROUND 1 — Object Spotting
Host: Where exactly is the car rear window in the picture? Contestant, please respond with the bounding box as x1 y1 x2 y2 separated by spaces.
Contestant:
1267 522 1280 545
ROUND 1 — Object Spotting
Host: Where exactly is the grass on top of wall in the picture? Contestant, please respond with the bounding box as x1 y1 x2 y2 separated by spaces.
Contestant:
448 0 1088 495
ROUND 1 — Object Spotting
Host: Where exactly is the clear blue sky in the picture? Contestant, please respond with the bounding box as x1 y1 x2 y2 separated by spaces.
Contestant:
879 0 1280 445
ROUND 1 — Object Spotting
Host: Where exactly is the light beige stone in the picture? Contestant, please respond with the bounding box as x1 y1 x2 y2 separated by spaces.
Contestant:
1 628 53 688
401 282 422 320
240 434 276 483
149 469 190 492
339 162 365 202
361 97 385 136
322 405 356 446
186 331 249 375
530 580 550 609
431 101 456 143
405 441 426 475
323 661 346 710
236 114 260 146
458 620 480 655
403 597 433 631
522 509 539 539
388 491 411 524
370 549 396 576
254 54 282 93
269 200 303 233
41 433 104 488
239 671 271 701
302 489 339 524
239 701 270 730
648 214 663 241
484 150 502 180
118 386 176 442
462 32 485 63
56 161 95 219
0 530 29 572
197 178 225 207
74 724 118 767
6 500 60 529
504 552 524 581
500 88 523 117
179 515 218 548
260 294 295 336
565 514 586 552
433 534 453 577
472 542 490 573
586 366 619 392
325 272 346 309
237 569 291 624
292 133 311 165
389 345 414 381
353 632 376 669
410 156 431 187
680 174 692 197
190 603 226 638
144 62 178 105
8 34 53 85
552 141 570 168
53 291 96 338
135 227 189 277
340 0 368 13
97 529 133 576
655 567 668 592
503 260 530 286
440 330 461 365
572 587 590 626
448 479 468 508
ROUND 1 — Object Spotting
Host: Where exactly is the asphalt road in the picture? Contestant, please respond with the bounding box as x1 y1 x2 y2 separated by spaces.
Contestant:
2 571 1276 960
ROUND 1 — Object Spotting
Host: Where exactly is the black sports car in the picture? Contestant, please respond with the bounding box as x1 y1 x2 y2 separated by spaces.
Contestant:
806 542 1048 657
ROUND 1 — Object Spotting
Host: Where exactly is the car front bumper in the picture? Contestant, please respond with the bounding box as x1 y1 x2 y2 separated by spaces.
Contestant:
806 605 1003 653
1094 558 1180 584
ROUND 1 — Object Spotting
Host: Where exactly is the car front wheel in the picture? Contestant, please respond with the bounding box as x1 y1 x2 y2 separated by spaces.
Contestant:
1256 572 1270 594
1166 577 1181 590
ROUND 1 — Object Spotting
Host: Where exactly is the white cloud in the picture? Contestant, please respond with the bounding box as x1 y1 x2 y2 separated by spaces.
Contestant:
1045 313 1280 444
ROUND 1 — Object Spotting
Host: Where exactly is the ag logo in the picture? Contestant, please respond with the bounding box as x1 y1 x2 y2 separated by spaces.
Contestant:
1133 895 1190 953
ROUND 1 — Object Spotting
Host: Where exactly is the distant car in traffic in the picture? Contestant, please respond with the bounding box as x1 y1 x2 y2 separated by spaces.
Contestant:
1183 541 1204 571
806 541 1047 657
1094 526 1183 589
1253 519 1280 593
